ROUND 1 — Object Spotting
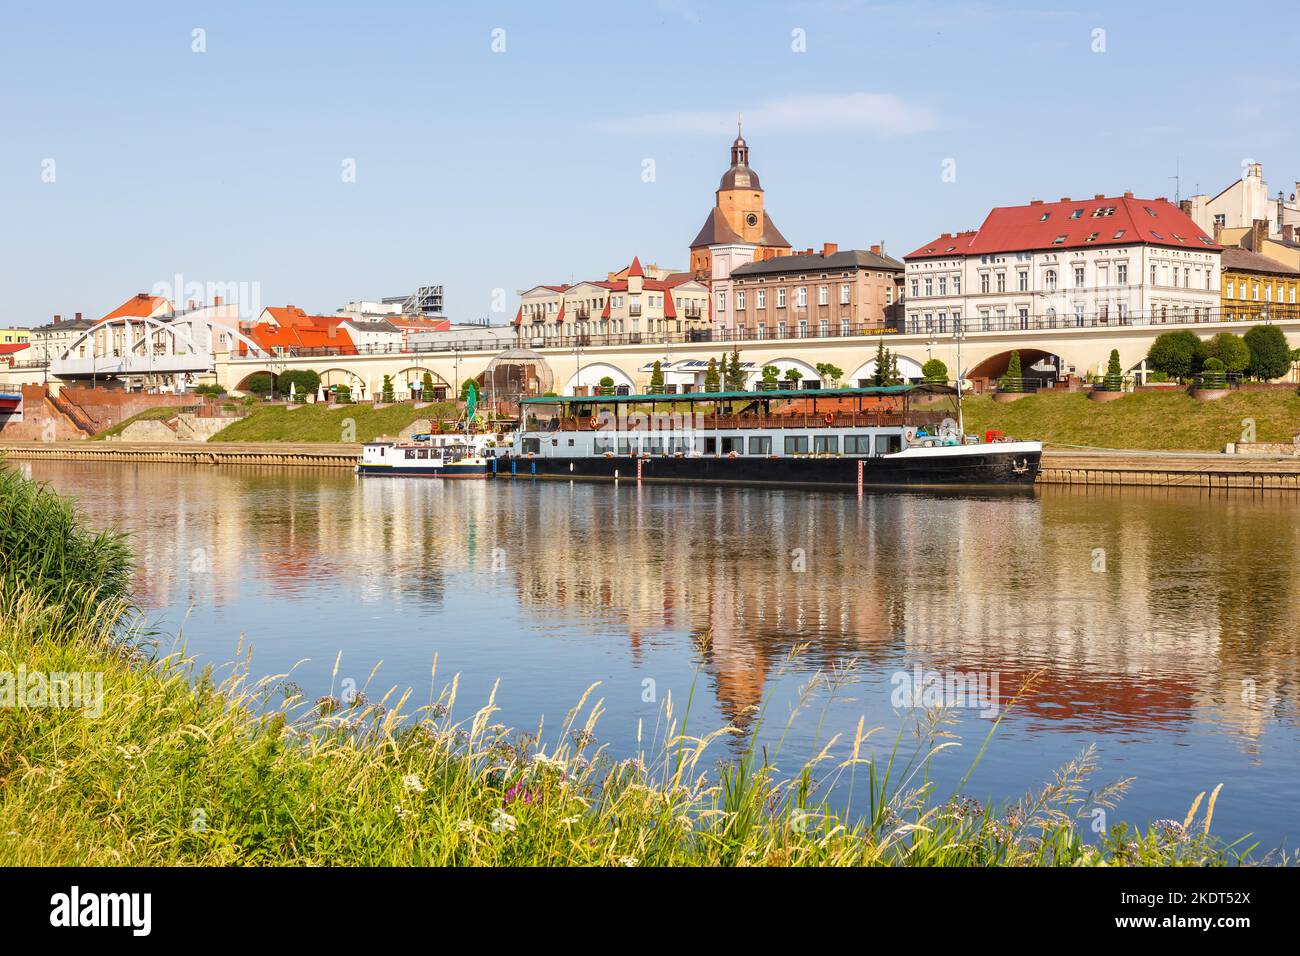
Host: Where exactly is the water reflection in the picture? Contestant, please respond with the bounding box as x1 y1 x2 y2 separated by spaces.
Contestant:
21 460 1300 848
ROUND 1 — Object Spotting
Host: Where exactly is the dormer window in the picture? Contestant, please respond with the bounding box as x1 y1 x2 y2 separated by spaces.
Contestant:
1052 235 1067 244
1069 209 1083 219
1039 212 1050 221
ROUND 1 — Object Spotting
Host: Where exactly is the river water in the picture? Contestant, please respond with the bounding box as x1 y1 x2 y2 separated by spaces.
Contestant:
18 460 1300 851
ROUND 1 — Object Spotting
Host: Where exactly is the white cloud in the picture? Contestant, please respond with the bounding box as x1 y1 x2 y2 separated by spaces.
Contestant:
599 92 940 138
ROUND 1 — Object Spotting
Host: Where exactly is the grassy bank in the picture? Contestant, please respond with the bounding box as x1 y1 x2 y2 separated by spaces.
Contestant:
208 401 458 443
0 467 1255 865
964 388 1300 451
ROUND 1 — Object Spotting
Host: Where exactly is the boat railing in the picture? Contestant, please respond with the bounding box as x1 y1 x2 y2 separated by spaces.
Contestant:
549 412 935 431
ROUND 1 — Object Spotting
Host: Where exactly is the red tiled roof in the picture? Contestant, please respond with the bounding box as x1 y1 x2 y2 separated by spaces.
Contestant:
512 305 522 328
553 302 565 324
628 256 644 278
905 196 1220 259
244 323 355 353
101 293 170 322
0 343 29 355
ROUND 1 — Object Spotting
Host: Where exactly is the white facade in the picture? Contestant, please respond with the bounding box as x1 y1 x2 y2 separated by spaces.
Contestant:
1184 163 1300 239
905 244 1220 335
708 243 756 332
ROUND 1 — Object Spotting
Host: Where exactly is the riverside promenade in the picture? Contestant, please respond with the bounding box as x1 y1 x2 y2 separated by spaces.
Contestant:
5 440 1300 489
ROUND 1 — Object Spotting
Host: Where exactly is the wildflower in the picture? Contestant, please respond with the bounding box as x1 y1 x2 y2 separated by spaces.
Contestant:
114 744 142 764
531 752 566 772
558 815 581 826
430 702 449 718
315 695 340 716
675 815 693 833
455 819 474 834
504 782 538 806
490 808 518 833
1153 819 1189 842
402 774 426 794
571 729 595 748
617 856 638 867
394 804 414 821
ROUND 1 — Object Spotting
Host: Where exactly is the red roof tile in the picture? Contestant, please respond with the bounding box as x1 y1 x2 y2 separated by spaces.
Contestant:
628 256 644 278
905 196 1219 259
101 293 170 322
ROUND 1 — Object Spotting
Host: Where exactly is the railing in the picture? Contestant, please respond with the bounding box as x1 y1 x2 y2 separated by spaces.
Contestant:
47 391 98 435
549 411 920 431
902 306 1300 335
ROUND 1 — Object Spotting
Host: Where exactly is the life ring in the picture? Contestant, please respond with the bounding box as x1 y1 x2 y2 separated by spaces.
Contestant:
823 413 835 425
589 417 600 430
727 451 739 459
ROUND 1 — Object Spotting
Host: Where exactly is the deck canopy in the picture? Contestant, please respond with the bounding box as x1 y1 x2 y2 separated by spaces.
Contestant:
521 383 956 407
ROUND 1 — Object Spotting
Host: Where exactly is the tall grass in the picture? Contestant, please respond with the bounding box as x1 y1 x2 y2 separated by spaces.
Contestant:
0 466 132 627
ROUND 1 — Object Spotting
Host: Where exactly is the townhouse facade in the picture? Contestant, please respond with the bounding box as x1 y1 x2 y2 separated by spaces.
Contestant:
1220 247 1300 322
903 193 1221 335
513 257 709 345
721 243 903 340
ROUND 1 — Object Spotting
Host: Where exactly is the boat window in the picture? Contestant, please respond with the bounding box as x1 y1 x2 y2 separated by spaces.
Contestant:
747 436 772 455
594 435 614 453
646 438 664 454
417 449 429 459
845 435 872 455
720 437 743 454
876 434 902 455
784 435 809 455
618 438 637 456
704 437 717 455
522 438 541 454
813 435 839 455
405 449 416 460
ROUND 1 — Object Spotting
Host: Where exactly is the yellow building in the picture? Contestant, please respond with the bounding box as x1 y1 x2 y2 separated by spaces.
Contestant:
1220 247 1300 322
0 327 30 346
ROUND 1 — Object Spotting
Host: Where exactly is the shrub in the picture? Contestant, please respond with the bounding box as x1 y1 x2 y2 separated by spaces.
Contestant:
815 362 844 387
381 375 395 403
783 367 802 386
650 361 665 392
761 365 780 386
194 383 225 397
1147 330 1204 381
1203 333 1250 375
279 369 320 400
1243 324 1291 380
242 372 275 396
999 351 1024 392
921 359 948 384
1101 349 1123 391
1201 356 1227 388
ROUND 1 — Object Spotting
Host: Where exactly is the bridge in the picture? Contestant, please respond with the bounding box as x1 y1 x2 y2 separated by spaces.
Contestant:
212 310 1300 398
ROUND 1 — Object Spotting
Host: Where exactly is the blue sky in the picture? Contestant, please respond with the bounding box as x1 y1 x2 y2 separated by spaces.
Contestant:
2 0 1294 325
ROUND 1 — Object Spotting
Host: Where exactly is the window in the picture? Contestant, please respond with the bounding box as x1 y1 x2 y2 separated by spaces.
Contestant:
748 436 772 455
777 288 787 308
784 435 810 455
798 319 808 337
736 291 745 311
910 279 919 297
818 286 829 305
924 277 933 296
797 287 808 307
1044 269 1057 291
756 289 766 309
840 318 850 336
1116 263 1127 285
813 435 839 454
980 274 989 293
1052 235 1067 244
757 322 766 338
1069 208 1084 219
840 283 851 304
1150 264 1157 285
996 272 1006 292
1074 266 1085 288
952 275 961 294
717 291 726 312
938 276 947 295
845 435 873 455
875 434 901 455
1018 271 1028 292
777 321 787 337
819 319 829 336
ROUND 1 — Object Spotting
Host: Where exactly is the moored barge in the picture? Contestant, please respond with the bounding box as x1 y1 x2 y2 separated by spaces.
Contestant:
503 385 1040 489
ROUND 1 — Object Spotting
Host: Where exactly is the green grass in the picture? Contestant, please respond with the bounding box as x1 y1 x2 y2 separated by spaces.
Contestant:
0 468 1262 866
208 401 459 443
963 389 1300 451
90 406 187 440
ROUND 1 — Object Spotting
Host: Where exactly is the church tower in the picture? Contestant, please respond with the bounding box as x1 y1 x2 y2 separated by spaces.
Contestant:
689 126 790 278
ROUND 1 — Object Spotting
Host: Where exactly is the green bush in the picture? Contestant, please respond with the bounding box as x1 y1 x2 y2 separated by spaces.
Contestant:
1203 333 1250 375
278 369 320 400
242 372 275 396
921 359 948 384
1243 324 1291 380
1201 356 1227 389
1146 330 1204 381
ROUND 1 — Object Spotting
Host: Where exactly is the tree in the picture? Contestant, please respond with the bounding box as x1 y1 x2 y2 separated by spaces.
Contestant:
381 375 395 403
1102 349 1123 391
1146 330 1204 381
459 378 476 402
726 349 745 391
1243 324 1291 380
332 383 351 403
243 372 275 396
704 358 720 392
783 367 803 386
422 372 436 398
761 365 780 388
999 351 1024 392
1203 332 1251 375
921 358 948 384
279 369 320 401
870 340 890 387
815 362 844 387
649 360 665 392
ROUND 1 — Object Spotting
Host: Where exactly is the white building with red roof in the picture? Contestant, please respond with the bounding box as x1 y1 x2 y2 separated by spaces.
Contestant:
513 257 709 351
903 192 1221 336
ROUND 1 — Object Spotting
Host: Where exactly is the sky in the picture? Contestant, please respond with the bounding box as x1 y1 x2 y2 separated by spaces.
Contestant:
2 0 1296 326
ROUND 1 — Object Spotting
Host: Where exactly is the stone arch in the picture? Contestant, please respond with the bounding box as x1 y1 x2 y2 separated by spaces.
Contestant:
234 369 277 394
395 366 451 400
847 352 925 386
319 367 368 398
966 348 1077 391
564 361 636 395
756 356 819 386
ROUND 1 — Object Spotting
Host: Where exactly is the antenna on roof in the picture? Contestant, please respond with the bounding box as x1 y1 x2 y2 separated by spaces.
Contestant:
1169 159 1181 204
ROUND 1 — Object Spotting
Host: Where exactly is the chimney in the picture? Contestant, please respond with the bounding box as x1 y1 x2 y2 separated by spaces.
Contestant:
1094 193 1105 200
1029 199 1043 205
327 323 337 339
1060 197 1071 203
822 242 838 256
214 295 223 306
74 312 82 322
1123 191 1134 199
53 314 61 324
869 244 881 255
1252 218 1268 251
1155 196 1168 203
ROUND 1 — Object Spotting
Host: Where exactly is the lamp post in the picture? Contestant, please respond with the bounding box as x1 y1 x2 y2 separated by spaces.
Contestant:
953 320 966 439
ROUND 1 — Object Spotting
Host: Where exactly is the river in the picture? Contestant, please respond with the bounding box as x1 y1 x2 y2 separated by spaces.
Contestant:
17 459 1300 852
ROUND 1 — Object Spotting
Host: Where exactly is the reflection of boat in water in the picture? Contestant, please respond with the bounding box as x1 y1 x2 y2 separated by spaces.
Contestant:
357 433 510 478
504 385 1041 489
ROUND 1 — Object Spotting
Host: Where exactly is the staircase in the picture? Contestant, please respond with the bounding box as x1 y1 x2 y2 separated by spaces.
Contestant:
46 390 98 437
